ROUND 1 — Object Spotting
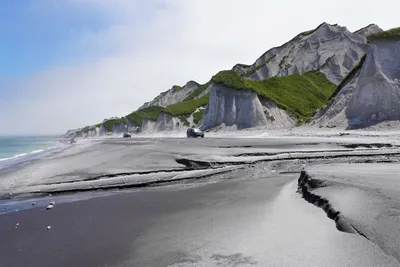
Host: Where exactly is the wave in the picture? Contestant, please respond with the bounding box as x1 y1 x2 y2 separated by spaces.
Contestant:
0 153 29 162
0 142 68 171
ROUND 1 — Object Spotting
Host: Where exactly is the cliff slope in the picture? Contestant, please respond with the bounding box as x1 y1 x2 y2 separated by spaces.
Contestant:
311 27 400 129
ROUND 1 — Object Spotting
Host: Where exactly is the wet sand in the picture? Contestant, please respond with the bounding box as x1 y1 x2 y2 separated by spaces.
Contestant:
0 175 290 267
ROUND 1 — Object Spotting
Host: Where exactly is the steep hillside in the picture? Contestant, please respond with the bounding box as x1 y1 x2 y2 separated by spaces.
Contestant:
64 22 394 137
199 71 335 130
311 27 400 129
139 81 199 109
237 23 370 84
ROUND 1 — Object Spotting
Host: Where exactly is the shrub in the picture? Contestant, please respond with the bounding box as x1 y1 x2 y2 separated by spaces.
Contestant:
126 106 164 126
184 81 211 101
164 94 209 116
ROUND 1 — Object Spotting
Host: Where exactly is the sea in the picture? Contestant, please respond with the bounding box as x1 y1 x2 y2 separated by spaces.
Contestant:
0 136 67 172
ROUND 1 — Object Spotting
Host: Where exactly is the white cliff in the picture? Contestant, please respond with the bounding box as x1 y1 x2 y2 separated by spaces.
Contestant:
141 113 184 133
200 83 294 130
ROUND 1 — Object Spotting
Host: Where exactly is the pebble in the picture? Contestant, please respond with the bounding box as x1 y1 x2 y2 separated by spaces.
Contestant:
47 226 52 230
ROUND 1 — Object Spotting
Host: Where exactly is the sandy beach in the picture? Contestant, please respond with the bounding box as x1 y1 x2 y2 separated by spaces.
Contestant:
1 134 400 266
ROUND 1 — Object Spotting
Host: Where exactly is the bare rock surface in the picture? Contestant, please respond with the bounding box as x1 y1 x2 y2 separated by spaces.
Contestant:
245 23 367 85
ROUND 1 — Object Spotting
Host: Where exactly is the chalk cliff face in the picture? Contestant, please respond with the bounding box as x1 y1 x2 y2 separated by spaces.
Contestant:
243 23 370 84
200 84 267 130
141 113 184 133
199 83 294 131
139 81 199 109
311 35 400 129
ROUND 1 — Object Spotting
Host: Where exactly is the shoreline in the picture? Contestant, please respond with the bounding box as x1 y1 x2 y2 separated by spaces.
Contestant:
0 138 72 174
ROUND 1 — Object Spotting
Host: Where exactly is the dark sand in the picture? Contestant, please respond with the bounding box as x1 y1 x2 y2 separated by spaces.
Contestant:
0 175 291 267
2 137 400 266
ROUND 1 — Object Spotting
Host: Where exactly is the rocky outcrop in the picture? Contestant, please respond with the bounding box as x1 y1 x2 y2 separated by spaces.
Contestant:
127 119 140 133
260 100 295 128
113 122 127 134
244 23 368 85
232 64 251 75
139 81 199 109
141 113 184 133
199 83 294 130
354 24 383 39
346 39 400 127
311 36 400 129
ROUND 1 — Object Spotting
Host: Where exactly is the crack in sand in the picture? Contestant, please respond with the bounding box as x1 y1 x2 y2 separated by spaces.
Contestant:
297 170 400 264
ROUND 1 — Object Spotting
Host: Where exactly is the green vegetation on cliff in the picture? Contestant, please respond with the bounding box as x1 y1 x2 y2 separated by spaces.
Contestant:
126 106 164 126
212 70 336 121
328 54 366 101
172 85 182 91
164 94 209 116
102 118 122 132
244 55 276 77
368 27 400 41
184 81 211 101
193 109 205 124
124 95 209 127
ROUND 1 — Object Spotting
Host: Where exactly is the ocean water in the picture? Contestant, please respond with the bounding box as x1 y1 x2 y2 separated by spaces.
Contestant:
0 136 66 171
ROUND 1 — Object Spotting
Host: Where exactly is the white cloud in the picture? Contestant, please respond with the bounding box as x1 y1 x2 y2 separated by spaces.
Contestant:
1 0 399 135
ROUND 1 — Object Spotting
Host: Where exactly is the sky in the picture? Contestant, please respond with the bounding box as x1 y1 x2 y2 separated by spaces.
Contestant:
0 0 398 135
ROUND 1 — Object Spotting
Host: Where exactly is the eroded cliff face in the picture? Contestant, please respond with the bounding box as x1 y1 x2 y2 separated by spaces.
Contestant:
141 113 183 133
244 23 369 84
139 81 199 109
311 37 400 129
199 83 294 130
346 39 400 126
311 71 360 129
113 122 127 134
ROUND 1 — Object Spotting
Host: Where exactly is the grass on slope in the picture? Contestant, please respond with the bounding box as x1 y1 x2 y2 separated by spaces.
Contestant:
126 106 164 126
244 55 276 77
212 70 336 122
193 109 205 125
164 94 209 116
184 81 211 101
328 54 366 101
172 85 182 91
103 118 122 132
368 27 400 41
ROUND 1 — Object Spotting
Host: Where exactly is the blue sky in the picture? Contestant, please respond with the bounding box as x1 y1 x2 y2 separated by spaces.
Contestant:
0 1 109 77
0 0 398 135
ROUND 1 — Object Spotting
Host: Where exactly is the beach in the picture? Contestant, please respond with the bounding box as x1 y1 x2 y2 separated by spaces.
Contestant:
1 134 400 266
